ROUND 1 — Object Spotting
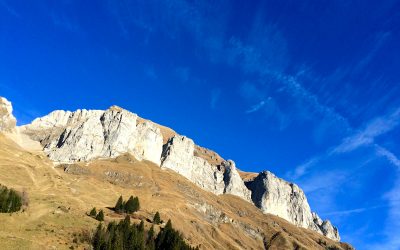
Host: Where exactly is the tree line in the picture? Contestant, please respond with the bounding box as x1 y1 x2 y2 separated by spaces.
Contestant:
92 215 198 250
91 195 198 250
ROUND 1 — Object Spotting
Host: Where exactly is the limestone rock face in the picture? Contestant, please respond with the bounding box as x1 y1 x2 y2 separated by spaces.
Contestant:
312 213 340 241
12 97 340 241
21 107 163 165
160 135 252 201
246 171 340 241
0 97 17 132
222 160 252 202
161 135 225 195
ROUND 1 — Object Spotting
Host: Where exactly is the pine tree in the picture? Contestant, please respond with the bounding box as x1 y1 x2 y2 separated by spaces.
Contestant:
147 225 155 241
153 212 161 224
132 196 140 212
92 223 105 250
96 210 104 221
89 207 97 217
138 220 144 232
115 195 124 213
124 196 135 213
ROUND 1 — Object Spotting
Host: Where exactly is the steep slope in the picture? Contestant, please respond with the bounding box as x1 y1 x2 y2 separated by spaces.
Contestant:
13 98 340 241
0 134 352 249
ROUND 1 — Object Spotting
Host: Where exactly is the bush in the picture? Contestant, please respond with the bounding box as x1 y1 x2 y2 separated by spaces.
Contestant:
0 185 23 213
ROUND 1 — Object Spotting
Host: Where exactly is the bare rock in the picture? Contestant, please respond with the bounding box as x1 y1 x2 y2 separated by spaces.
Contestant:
21 107 163 165
161 135 225 195
246 171 340 241
222 160 252 202
0 97 17 132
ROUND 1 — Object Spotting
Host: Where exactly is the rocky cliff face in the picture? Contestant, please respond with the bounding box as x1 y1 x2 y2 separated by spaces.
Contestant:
246 171 340 241
4 96 340 241
21 106 163 165
160 135 252 201
0 97 16 132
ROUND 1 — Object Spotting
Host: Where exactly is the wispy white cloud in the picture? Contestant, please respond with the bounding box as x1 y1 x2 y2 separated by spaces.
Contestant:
367 173 400 250
333 107 400 154
246 100 266 114
352 31 391 75
287 157 320 180
289 107 400 180
322 205 386 216
375 145 400 168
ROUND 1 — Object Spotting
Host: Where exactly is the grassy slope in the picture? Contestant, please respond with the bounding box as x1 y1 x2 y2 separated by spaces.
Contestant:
0 134 352 250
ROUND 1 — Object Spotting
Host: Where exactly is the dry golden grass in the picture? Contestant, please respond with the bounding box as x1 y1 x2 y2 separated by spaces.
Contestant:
0 133 352 250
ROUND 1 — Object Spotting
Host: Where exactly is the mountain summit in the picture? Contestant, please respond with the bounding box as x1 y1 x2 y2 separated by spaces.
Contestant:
0 96 350 249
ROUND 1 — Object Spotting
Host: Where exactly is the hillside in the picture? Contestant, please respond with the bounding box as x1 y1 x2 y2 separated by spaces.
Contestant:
0 133 352 250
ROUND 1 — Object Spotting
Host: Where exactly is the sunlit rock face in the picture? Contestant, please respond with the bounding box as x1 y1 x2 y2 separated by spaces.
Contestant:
21 106 163 165
13 95 340 241
161 135 225 195
0 97 17 132
246 171 340 241
222 160 252 202
160 135 253 201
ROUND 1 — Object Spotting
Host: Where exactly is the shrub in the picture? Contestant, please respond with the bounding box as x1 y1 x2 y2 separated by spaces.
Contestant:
0 185 23 213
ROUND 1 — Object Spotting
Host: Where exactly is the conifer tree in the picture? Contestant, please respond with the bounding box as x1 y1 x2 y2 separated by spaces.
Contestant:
138 220 144 232
153 212 161 224
92 223 105 250
115 195 124 213
147 225 155 241
132 196 140 212
96 210 105 221
89 207 97 217
124 196 135 213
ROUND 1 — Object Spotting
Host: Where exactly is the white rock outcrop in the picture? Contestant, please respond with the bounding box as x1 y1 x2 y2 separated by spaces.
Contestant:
246 171 340 241
161 135 225 195
222 160 252 202
160 135 252 201
0 97 17 132
21 106 163 165
312 212 340 241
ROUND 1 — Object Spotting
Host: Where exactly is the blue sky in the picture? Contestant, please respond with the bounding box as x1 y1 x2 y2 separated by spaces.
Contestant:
1 1 400 248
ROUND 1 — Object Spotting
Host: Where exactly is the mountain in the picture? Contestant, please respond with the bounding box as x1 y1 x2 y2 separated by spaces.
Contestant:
0 97 351 249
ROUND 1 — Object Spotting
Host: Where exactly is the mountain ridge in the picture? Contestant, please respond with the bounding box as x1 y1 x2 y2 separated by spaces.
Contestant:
1 97 341 244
